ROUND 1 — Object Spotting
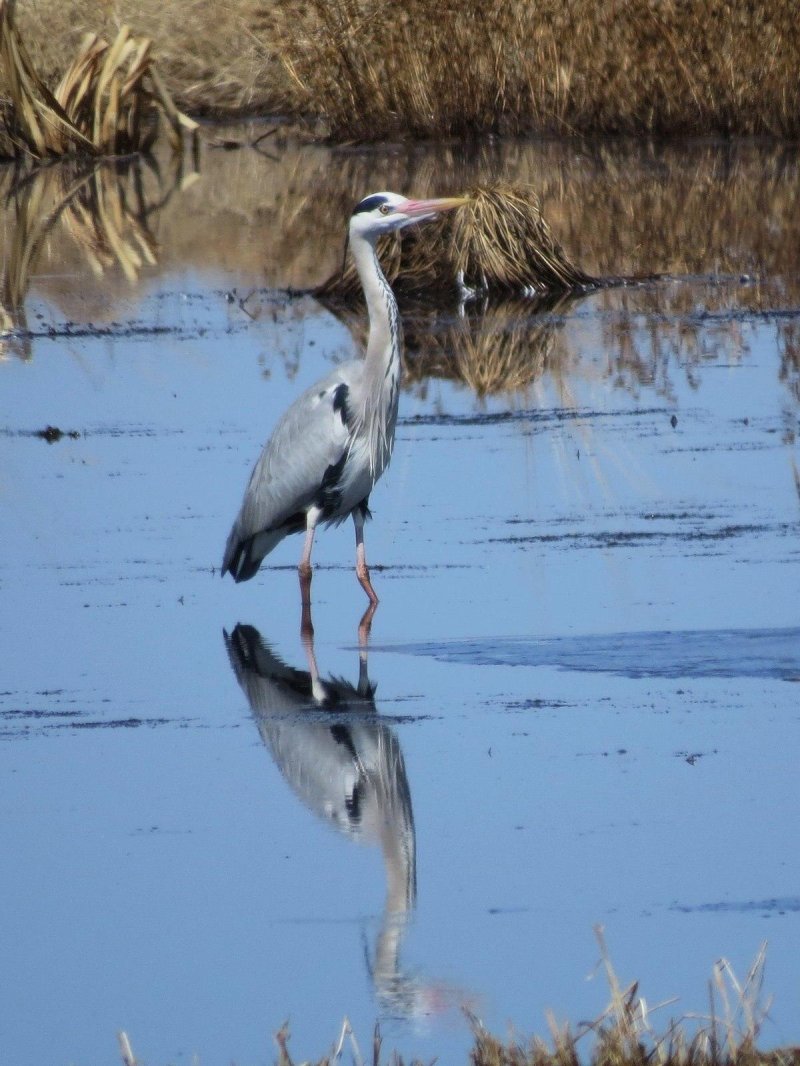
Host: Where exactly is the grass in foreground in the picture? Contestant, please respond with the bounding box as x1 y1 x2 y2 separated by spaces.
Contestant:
117 933 800 1066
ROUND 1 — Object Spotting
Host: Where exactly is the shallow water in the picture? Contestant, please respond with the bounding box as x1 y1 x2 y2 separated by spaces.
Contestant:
1 132 799 1065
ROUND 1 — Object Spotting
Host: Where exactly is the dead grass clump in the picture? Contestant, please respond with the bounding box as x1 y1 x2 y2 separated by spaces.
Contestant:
468 931 783 1066
0 0 196 159
318 183 596 303
6 0 288 118
448 184 597 295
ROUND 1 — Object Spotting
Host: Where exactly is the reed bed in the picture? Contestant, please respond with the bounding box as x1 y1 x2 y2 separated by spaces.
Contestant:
7 0 800 138
268 0 800 140
0 0 196 159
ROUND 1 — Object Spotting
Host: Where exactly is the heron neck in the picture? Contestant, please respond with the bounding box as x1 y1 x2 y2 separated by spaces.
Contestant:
350 231 402 372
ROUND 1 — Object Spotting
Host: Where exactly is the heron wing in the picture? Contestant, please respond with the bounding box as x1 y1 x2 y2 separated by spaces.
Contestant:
222 362 364 577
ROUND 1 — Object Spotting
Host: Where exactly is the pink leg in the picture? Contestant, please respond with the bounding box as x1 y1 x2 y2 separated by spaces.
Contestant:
298 508 321 609
353 509 379 605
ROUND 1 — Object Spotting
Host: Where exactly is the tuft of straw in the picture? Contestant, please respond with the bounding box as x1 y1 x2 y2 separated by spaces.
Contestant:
0 0 197 159
316 182 597 302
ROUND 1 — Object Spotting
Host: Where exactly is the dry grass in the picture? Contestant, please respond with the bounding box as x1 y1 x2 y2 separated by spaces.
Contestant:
268 0 800 140
120 934 795 1066
467 931 787 1066
318 183 596 302
0 0 196 159
3 0 285 119
5 0 800 138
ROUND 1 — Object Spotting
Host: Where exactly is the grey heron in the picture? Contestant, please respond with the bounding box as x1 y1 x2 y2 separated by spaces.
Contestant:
221 190 467 604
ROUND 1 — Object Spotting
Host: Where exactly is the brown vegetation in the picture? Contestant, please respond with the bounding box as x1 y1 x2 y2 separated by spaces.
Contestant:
4 138 800 395
0 0 196 158
115 938 800 1066
2 0 279 118
318 183 596 302
4 0 800 139
269 0 800 140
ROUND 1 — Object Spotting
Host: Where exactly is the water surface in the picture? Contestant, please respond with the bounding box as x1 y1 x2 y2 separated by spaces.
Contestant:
1 133 799 1066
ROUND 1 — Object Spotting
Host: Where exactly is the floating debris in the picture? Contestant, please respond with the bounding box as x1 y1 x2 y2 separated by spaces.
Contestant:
35 425 80 443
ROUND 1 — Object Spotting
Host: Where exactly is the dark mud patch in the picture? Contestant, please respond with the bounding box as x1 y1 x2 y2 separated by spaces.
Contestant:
36 425 81 443
485 520 798 550
0 705 181 739
671 896 800 915
1 424 184 440
379 626 800 681
399 405 668 429
504 698 573 711
1 699 184 741
674 749 718 764
262 562 473 574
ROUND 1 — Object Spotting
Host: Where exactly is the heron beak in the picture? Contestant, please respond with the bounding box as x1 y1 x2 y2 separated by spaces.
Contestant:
401 195 469 221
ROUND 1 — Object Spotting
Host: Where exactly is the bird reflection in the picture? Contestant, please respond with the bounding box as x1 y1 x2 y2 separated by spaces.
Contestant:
224 615 432 1019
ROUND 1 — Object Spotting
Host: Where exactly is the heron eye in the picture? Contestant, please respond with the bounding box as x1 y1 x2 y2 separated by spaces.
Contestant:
379 204 392 215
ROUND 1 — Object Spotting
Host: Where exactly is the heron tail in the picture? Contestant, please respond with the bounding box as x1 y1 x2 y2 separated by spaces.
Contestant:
221 527 285 582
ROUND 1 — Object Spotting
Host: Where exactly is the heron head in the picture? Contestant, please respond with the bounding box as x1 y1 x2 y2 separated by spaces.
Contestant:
349 190 467 240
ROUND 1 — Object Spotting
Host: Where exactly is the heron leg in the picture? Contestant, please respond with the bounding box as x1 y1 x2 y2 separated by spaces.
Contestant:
353 506 379 606
299 506 322 609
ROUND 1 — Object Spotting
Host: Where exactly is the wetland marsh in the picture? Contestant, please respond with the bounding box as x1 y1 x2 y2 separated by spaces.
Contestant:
1 133 799 1065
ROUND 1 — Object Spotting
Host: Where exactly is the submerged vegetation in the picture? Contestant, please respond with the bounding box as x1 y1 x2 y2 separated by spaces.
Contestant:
3 0 800 141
